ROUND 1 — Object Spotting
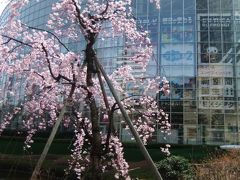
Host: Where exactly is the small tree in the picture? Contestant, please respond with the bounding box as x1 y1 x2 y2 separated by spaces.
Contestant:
0 0 169 179
156 156 194 180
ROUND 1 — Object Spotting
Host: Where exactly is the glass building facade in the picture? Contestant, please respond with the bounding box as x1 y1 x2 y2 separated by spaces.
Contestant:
133 0 240 144
1 0 240 144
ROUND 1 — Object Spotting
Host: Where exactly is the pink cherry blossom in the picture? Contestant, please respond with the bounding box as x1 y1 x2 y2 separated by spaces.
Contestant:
0 0 170 179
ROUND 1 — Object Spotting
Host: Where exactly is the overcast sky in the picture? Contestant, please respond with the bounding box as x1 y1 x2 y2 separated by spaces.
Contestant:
0 2 8 16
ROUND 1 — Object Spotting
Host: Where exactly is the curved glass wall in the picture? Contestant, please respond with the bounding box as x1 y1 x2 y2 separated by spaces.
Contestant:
0 0 125 130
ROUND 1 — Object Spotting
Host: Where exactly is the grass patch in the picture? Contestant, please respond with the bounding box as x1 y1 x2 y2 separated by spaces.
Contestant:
0 136 220 179
129 167 155 180
0 136 72 155
124 144 218 162
0 136 218 161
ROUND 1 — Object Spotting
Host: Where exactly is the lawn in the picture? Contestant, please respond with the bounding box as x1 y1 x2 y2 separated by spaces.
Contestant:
0 136 219 179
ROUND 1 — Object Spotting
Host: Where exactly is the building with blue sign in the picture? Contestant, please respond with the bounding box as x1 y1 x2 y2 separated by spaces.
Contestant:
134 0 240 144
1 0 240 144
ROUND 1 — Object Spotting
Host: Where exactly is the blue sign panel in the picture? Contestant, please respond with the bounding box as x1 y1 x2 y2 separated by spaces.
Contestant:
159 0 196 100
160 0 196 72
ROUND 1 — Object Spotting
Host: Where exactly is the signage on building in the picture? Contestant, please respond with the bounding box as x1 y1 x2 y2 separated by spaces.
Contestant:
198 14 233 64
161 16 193 25
200 16 231 28
136 16 158 44
199 99 234 109
198 65 233 77
160 14 195 76
159 0 196 100
198 14 235 110
161 44 194 67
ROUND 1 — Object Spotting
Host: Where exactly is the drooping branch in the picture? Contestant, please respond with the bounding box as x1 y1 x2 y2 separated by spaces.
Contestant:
72 110 93 143
88 1 110 22
111 95 144 111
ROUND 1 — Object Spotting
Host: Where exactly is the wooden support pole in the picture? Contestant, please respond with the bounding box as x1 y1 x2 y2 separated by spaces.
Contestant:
31 104 67 180
95 60 163 180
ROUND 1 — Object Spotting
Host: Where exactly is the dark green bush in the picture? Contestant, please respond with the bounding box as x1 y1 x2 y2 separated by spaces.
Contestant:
156 155 194 180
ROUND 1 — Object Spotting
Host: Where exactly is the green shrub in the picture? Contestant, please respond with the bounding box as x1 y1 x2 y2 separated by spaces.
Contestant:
156 155 194 180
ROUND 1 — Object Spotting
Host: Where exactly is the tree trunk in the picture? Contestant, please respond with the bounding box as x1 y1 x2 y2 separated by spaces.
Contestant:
89 98 102 180
85 43 102 179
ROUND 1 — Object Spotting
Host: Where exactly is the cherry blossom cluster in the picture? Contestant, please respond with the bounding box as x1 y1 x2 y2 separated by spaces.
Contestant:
105 135 130 179
160 144 171 156
105 66 170 146
109 65 136 94
121 95 170 145
0 0 170 179
67 114 90 179
23 128 37 150
5 0 29 23
150 0 160 9
47 0 153 68
0 107 21 135
132 117 155 145
68 114 131 179
68 129 88 179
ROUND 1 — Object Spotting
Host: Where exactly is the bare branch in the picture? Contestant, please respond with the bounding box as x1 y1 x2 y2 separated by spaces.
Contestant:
8 44 23 53
71 0 87 36
21 23 70 52
1 34 32 48
100 0 109 16
41 43 72 83
33 71 45 80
